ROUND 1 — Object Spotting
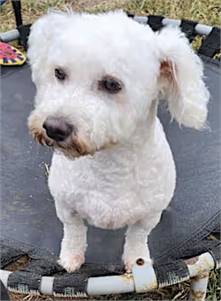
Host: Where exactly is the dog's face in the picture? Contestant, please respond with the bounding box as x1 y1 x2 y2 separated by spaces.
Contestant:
28 11 159 157
28 11 209 158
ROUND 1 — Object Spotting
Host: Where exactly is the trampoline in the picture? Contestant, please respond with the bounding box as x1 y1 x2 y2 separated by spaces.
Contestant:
0 2 220 300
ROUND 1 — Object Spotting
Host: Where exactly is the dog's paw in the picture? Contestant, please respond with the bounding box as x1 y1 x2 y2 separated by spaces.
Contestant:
123 256 152 273
58 253 85 273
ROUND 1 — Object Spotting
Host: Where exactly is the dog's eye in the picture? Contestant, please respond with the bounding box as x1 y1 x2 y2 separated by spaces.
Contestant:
98 76 122 94
55 68 66 81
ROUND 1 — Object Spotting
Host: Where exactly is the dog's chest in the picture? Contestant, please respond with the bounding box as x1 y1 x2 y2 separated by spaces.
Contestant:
49 143 174 229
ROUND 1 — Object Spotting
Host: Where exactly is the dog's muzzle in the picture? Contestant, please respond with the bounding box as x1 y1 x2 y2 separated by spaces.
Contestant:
28 112 115 158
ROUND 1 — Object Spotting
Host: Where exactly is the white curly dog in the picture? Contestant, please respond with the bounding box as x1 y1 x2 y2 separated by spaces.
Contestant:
28 10 209 273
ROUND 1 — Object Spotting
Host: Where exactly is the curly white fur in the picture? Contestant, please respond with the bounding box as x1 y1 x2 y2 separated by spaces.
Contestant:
27 10 209 272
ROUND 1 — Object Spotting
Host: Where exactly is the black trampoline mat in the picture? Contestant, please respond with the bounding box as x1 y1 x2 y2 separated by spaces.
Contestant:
1 58 220 264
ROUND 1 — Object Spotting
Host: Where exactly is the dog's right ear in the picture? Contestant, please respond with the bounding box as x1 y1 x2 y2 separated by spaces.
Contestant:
28 12 66 84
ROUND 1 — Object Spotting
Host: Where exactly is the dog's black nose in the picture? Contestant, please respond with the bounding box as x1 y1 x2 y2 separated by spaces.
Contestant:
43 117 73 142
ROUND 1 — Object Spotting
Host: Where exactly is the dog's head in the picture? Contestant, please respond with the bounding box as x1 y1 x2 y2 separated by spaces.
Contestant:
28 11 209 158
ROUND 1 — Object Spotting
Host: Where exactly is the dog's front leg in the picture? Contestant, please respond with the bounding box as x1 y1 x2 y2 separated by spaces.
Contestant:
58 215 87 272
123 214 161 272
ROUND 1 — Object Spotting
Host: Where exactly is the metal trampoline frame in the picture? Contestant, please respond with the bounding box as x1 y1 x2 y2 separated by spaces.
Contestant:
0 251 220 300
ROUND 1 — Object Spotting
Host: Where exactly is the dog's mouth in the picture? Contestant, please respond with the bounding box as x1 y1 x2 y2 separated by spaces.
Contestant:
32 129 95 158
55 136 95 158
31 129 117 159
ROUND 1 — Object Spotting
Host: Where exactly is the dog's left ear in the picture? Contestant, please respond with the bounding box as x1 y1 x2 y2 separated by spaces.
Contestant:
28 12 67 85
156 27 209 129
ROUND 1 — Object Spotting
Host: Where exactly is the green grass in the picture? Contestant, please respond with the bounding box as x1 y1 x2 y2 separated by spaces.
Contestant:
207 270 221 301
0 0 220 32
1 0 220 300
